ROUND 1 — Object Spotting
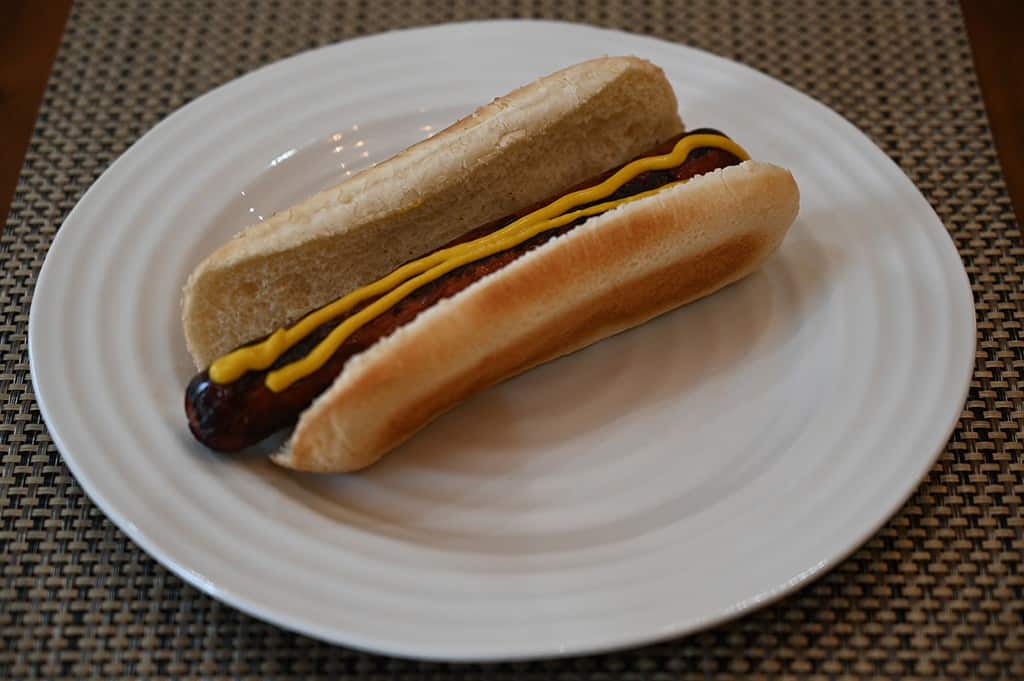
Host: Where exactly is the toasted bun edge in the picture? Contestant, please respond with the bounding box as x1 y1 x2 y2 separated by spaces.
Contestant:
276 160 800 472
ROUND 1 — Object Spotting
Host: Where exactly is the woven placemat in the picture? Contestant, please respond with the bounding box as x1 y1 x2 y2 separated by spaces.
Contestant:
2 0 1021 678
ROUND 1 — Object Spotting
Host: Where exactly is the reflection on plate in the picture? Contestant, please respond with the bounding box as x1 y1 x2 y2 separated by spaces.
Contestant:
29 21 974 661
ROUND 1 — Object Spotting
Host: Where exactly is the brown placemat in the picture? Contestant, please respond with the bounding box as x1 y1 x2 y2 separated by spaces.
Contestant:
2 0 1021 678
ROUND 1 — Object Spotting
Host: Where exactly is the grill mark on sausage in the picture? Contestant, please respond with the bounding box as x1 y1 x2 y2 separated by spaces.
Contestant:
185 131 742 451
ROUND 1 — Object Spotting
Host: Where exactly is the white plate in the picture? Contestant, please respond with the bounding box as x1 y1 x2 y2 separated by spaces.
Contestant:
29 20 974 661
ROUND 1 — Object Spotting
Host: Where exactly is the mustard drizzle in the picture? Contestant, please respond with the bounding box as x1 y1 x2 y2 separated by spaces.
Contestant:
209 133 750 391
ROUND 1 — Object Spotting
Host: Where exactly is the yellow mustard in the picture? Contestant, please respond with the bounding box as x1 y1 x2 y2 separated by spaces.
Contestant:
210 133 750 391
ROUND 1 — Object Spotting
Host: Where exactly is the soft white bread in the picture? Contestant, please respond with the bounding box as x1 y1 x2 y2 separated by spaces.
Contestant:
274 160 800 472
182 56 684 368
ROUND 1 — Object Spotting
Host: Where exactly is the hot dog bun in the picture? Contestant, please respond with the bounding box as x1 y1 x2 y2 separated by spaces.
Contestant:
182 56 684 368
276 160 799 472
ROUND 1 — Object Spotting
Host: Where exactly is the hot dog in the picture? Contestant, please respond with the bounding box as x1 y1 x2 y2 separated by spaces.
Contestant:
181 57 800 472
185 133 743 451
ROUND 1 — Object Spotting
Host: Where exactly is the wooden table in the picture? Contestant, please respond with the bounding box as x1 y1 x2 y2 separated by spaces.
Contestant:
2 0 1021 228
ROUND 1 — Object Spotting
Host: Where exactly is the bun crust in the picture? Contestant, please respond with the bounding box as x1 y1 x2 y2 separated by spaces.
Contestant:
182 56 684 368
276 161 800 472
